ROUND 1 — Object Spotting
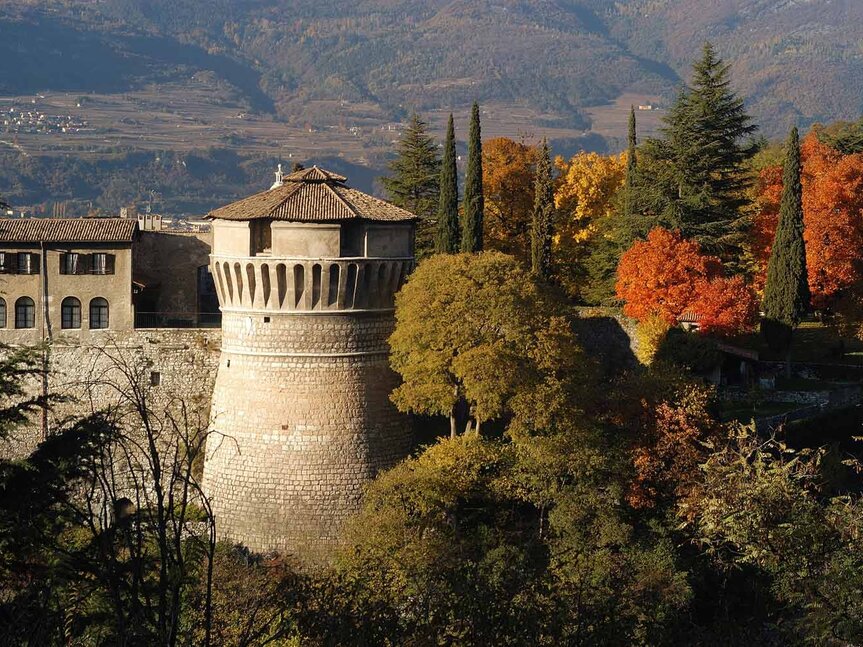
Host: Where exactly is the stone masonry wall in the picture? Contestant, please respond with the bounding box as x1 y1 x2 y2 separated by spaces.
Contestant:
0 329 221 459
203 310 413 558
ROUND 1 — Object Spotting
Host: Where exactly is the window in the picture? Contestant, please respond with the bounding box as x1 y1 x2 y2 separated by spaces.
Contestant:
61 297 81 329
60 253 84 275
89 297 109 329
15 297 34 329
90 253 115 275
16 253 38 275
149 371 161 387
0 253 11 274
0 298 6 328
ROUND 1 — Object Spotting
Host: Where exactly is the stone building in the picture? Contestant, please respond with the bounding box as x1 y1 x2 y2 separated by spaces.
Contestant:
0 217 219 341
0 218 138 344
203 165 416 555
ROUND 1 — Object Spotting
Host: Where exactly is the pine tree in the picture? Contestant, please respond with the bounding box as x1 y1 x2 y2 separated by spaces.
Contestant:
644 42 757 260
436 114 460 254
624 106 637 219
762 127 809 362
461 102 484 253
531 140 554 280
381 113 441 256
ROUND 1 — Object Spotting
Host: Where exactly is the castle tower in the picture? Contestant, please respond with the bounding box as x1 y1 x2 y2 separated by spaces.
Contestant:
203 166 415 555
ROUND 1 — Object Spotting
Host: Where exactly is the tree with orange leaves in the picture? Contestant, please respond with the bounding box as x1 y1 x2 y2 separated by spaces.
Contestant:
752 131 863 309
617 228 758 336
690 276 759 337
482 137 537 260
615 228 721 324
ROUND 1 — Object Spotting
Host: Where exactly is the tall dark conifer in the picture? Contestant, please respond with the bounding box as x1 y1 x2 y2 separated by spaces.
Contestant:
624 106 637 219
762 126 809 365
381 113 441 256
436 114 460 254
461 102 484 253
531 140 554 280
645 42 757 259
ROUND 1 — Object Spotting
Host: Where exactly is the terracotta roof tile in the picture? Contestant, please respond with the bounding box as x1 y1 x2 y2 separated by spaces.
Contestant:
208 165 416 223
0 218 138 243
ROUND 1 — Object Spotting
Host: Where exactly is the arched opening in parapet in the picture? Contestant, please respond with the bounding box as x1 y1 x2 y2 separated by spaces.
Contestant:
260 264 271 308
233 263 244 303
361 262 374 309
222 262 233 303
311 263 322 309
377 262 389 308
345 263 358 309
328 264 340 308
276 263 287 308
246 263 257 306
293 264 305 308
214 262 226 303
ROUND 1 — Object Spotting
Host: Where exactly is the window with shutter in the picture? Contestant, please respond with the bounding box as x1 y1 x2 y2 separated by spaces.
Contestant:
90 253 114 275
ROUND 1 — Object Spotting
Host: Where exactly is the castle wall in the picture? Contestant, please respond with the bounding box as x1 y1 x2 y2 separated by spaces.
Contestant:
204 310 412 556
0 329 221 459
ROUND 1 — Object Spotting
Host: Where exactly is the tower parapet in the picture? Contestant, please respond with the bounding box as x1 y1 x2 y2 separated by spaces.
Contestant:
203 166 415 555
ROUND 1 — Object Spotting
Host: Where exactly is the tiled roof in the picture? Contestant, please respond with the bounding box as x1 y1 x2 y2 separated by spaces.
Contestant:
208 165 416 223
0 218 138 243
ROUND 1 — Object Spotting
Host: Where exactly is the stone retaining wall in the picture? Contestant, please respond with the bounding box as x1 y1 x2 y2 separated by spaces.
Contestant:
0 329 221 459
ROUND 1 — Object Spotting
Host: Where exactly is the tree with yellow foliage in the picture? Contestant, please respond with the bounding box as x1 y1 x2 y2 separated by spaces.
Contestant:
553 151 627 298
554 151 627 244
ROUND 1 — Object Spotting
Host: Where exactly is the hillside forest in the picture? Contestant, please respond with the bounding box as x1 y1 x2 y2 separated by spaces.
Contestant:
3 41 863 646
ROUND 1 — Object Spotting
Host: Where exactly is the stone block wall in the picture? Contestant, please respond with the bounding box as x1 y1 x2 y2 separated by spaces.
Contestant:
203 310 413 557
0 329 221 459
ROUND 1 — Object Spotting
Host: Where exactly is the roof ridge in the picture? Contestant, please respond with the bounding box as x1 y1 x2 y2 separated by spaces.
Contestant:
323 182 358 218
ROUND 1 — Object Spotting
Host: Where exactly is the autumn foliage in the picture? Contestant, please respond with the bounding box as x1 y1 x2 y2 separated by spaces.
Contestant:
616 228 757 336
753 132 863 309
482 137 538 259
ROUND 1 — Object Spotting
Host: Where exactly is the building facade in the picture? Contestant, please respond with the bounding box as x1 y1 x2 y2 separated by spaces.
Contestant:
0 218 138 343
203 166 416 556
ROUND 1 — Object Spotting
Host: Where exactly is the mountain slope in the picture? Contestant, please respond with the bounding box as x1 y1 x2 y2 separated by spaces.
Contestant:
0 0 861 136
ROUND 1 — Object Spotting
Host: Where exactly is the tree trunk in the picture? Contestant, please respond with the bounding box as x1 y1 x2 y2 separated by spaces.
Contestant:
449 414 457 439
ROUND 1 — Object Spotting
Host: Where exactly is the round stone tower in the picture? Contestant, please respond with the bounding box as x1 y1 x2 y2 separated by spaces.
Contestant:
202 166 415 555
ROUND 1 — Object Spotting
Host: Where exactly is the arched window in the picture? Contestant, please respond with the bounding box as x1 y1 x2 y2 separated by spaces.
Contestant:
0 297 6 328
89 297 109 329
15 297 34 329
61 297 81 329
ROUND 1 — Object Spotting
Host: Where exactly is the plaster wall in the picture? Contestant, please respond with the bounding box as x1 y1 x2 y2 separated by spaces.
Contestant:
0 243 134 344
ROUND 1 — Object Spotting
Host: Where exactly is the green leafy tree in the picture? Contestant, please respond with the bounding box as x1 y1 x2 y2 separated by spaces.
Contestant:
530 140 555 279
381 113 441 257
761 127 809 362
686 427 863 644
639 43 758 260
461 103 484 252
389 252 580 437
436 113 460 254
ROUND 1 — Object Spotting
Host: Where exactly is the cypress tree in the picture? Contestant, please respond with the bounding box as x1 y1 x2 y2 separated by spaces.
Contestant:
381 113 441 257
762 126 809 364
461 102 484 253
624 106 637 219
436 114 460 254
531 140 555 280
